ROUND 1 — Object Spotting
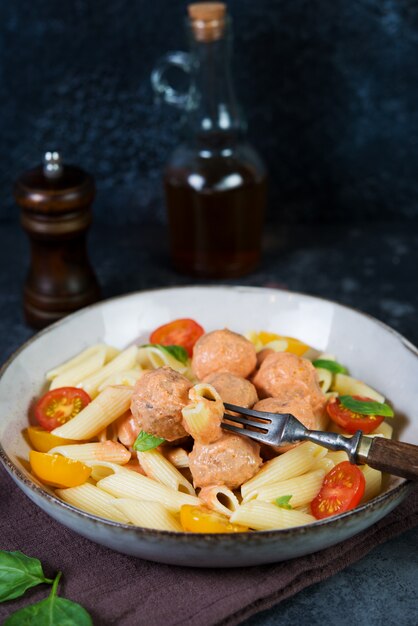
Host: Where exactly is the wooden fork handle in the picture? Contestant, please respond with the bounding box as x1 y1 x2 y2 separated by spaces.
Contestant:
365 437 418 481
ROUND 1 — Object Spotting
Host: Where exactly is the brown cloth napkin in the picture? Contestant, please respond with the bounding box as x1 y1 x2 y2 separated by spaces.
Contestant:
1 467 417 626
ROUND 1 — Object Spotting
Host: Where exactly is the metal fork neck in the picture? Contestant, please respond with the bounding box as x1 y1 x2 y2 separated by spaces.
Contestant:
303 430 363 464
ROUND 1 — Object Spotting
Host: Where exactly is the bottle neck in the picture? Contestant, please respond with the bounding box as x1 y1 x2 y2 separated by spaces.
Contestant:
187 19 245 147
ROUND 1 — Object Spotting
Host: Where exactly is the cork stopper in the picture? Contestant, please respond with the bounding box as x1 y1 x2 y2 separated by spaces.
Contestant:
188 3 226 42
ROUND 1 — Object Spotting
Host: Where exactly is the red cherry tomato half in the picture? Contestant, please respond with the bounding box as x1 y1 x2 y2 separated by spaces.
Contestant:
311 461 365 520
326 396 385 434
34 387 92 432
150 318 205 357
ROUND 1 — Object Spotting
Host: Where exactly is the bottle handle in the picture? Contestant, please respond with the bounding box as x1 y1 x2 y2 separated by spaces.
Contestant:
151 51 193 109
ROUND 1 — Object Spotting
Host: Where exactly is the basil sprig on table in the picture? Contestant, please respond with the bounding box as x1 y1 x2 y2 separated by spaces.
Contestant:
275 495 293 510
312 359 348 374
142 344 189 364
0 551 53 602
339 395 394 418
133 430 165 451
0 551 92 626
4 572 92 626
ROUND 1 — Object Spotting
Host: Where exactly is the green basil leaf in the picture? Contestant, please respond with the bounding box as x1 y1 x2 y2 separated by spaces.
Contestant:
313 359 348 374
0 551 53 603
4 572 92 626
275 495 293 510
133 430 165 452
141 344 189 364
339 396 394 418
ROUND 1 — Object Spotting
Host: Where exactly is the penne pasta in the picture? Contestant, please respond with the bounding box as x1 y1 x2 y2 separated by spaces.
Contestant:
50 346 108 390
241 442 326 500
325 450 349 465
78 346 139 398
85 461 129 482
113 499 183 531
97 368 144 392
96 471 200 512
370 421 393 439
316 368 333 394
182 383 223 443
51 386 133 440
46 344 119 381
230 501 316 530
332 373 384 403
56 482 129 523
49 441 131 465
360 465 382 503
163 447 189 469
198 485 240 518
136 449 195 496
137 345 190 377
312 457 335 472
245 469 325 508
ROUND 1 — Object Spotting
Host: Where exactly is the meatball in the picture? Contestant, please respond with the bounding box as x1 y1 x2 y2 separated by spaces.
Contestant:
189 433 262 489
254 397 317 431
192 329 256 380
252 351 326 417
253 396 328 452
204 372 258 408
130 366 191 441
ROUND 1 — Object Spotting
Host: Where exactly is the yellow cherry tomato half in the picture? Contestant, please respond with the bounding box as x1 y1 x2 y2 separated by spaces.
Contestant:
180 505 248 533
29 451 91 488
27 426 77 453
258 331 310 356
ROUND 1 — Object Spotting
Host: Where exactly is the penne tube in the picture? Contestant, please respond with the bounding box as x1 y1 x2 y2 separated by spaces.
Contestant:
332 373 384 403
56 482 129 523
182 383 223 443
312 457 335 473
370 421 393 439
49 441 131 465
198 485 240 518
46 344 119 381
98 368 144 392
85 461 129 482
51 386 133 440
50 346 108 390
163 447 189 469
136 449 195 496
295 504 311 514
113 499 183 531
230 501 316 530
96 471 200 513
241 442 326 500
360 465 382 503
316 368 333 394
137 345 189 376
325 450 349 465
78 346 139 398
245 469 325 508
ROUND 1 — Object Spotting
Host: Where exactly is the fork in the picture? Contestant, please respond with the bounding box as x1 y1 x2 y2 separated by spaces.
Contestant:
222 403 418 481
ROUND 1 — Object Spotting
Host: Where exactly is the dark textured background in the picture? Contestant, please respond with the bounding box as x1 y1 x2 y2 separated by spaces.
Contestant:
2 0 418 224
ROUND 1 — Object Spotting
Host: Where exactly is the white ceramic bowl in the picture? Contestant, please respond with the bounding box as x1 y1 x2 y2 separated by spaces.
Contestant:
0 286 416 567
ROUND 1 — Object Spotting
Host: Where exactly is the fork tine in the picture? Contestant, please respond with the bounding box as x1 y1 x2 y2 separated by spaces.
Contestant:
223 402 273 421
223 413 269 432
221 422 271 444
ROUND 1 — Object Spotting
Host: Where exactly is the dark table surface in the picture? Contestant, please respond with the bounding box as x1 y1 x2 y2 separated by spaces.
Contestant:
1 218 417 625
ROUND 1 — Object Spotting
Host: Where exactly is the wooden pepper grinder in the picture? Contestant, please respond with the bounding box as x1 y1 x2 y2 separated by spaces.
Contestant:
15 151 101 329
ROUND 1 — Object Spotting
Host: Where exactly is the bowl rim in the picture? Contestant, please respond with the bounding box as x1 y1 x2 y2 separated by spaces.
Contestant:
0 284 416 540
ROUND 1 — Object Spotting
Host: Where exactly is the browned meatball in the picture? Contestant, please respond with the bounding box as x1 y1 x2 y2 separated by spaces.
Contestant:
253 397 328 452
130 366 191 441
252 351 326 417
204 372 258 408
189 433 262 489
192 329 256 381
